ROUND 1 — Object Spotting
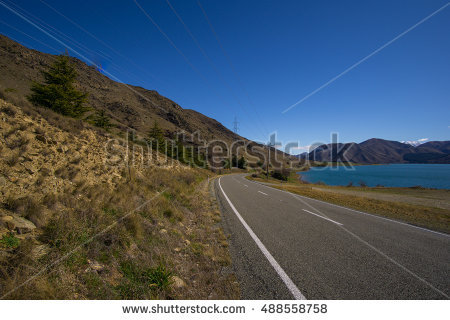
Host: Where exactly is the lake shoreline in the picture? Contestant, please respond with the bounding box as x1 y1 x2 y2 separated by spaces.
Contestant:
296 163 450 190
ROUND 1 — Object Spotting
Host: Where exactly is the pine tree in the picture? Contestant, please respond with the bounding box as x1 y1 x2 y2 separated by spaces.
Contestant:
238 156 246 169
231 154 238 167
93 109 111 129
28 55 88 117
148 121 166 151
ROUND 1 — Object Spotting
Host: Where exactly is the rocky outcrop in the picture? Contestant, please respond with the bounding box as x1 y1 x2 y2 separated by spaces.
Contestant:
1 214 36 234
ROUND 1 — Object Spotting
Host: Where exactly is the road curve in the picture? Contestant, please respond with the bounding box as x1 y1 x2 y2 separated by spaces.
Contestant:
215 174 450 299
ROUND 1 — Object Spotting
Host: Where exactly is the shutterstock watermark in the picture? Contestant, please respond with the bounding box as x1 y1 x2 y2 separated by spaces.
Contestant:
103 130 356 171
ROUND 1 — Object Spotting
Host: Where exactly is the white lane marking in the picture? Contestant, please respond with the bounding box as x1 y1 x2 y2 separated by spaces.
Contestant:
302 209 343 226
258 191 268 196
218 177 306 300
243 184 248 187
247 178 449 238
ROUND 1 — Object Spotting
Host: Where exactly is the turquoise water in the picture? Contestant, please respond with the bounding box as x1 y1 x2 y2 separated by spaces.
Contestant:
299 164 450 189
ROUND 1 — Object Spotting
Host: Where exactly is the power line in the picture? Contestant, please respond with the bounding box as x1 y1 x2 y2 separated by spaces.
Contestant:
196 0 270 136
0 0 167 114
133 0 266 139
133 0 236 102
3 0 159 88
37 0 166 87
0 18 60 53
282 2 450 114
164 0 267 138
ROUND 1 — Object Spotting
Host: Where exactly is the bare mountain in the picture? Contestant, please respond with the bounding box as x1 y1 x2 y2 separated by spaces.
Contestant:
300 138 450 164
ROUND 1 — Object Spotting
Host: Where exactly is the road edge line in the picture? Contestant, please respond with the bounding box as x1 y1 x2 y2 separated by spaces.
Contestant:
218 177 306 300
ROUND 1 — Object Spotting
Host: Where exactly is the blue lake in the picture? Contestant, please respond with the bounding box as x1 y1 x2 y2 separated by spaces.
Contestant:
299 164 450 189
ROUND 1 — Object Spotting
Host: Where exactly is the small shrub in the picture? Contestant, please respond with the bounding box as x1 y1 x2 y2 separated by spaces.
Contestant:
70 156 82 165
92 109 111 129
34 174 45 186
190 242 204 256
163 209 173 218
123 214 143 240
102 207 119 217
1 105 16 117
359 180 367 187
118 261 173 298
5 153 20 166
346 181 353 187
54 166 79 180
4 127 18 138
3 196 19 211
34 126 45 135
6 136 29 150
0 232 20 249
271 168 290 181
24 202 46 227
2 196 44 226
40 167 51 176
177 171 196 185
144 265 173 291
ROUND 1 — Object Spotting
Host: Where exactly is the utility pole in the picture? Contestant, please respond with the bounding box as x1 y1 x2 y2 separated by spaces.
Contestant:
233 116 239 134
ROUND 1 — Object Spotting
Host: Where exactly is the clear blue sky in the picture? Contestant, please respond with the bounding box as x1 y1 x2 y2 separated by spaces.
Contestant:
1 0 449 153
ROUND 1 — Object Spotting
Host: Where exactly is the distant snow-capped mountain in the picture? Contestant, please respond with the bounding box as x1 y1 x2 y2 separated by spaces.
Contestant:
400 138 429 147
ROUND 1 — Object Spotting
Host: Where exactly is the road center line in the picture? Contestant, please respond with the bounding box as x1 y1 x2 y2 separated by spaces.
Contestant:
246 177 449 237
258 191 268 195
218 177 306 300
302 209 343 226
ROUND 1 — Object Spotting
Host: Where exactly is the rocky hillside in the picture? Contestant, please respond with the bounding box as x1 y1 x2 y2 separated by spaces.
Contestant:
0 99 238 299
300 138 450 164
0 34 295 166
0 34 238 143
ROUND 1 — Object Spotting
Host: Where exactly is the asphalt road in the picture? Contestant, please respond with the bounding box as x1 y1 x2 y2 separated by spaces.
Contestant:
215 174 450 300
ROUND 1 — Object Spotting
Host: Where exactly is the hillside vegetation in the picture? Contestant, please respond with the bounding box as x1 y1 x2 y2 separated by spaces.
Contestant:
0 100 239 299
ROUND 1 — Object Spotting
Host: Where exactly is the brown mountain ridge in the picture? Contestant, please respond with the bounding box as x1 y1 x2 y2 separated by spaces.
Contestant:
300 138 450 164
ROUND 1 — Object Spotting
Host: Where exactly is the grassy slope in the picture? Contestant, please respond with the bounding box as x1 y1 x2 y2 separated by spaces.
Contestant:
0 100 239 299
247 173 450 234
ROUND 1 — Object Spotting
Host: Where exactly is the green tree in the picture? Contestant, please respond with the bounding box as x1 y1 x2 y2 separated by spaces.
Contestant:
177 141 193 165
28 55 88 117
231 154 238 168
238 156 246 169
148 121 166 151
93 109 111 129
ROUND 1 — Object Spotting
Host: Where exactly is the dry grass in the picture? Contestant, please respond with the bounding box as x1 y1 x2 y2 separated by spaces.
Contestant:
0 100 238 300
0 167 239 299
